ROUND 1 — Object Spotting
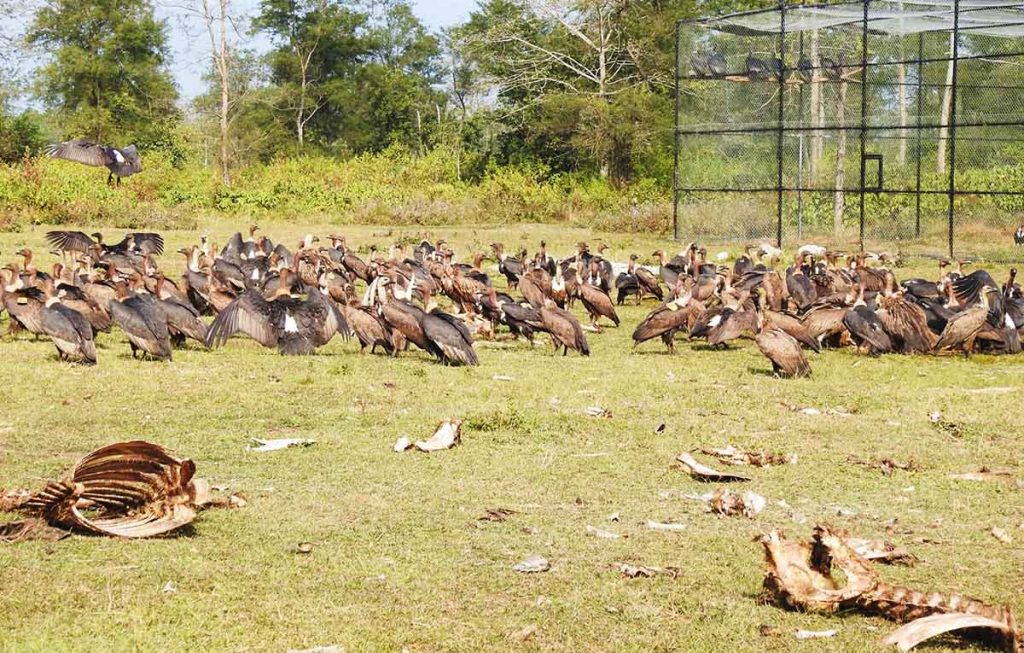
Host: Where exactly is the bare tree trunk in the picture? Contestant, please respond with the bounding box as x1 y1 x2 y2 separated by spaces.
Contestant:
810 30 823 176
937 31 955 174
201 0 232 186
898 62 907 164
834 79 848 237
219 0 230 186
297 74 306 149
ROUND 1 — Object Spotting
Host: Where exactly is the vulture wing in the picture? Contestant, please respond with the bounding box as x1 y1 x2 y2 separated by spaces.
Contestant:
45 230 96 254
128 232 164 255
46 140 111 168
206 291 280 349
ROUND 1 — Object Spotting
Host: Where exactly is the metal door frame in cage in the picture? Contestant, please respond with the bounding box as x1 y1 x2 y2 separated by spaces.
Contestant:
673 0 1024 256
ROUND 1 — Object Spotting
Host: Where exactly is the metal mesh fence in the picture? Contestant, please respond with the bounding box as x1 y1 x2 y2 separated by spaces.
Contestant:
674 0 1024 258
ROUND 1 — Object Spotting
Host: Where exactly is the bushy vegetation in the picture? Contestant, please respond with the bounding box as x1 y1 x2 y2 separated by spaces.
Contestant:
0 147 671 233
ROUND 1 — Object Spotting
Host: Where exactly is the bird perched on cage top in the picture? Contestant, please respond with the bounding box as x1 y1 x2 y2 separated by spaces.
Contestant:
693 50 726 77
746 53 770 80
797 54 813 83
46 140 142 187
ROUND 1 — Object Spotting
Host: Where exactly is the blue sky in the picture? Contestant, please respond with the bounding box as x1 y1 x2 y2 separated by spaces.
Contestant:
165 1 477 100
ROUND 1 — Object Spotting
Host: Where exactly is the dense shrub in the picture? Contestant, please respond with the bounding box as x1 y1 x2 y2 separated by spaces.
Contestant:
0 148 674 232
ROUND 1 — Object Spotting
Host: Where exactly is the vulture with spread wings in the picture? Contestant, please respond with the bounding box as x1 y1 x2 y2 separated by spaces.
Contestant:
46 139 143 186
206 276 351 355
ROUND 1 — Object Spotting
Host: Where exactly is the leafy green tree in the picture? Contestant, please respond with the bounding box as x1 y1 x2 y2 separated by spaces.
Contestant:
255 0 369 150
351 0 443 153
28 0 179 146
453 0 691 185
0 111 46 164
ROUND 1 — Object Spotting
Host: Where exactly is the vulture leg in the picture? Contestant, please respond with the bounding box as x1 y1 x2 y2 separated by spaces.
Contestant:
661 331 675 353
116 176 122 188
107 171 114 186
636 291 643 306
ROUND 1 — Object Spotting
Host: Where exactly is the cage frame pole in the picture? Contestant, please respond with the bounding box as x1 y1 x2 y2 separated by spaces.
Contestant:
947 0 961 258
859 0 870 253
776 0 787 248
673 21 682 241
915 33 924 237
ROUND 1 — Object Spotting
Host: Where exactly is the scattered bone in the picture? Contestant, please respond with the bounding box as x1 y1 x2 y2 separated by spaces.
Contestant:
675 452 750 482
507 624 538 642
414 419 463 452
708 488 765 517
491 375 515 382
645 520 686 532
586 524 620 539
10 441 223 539
247 438 316 452
608 512 620 522
392 437 412 453
479 508 517 522
991 527 1013 545
615 562 681 579
883 613 1019 652
162 581 177 594
795 629 837 640
698 446 795 467
759 524 1020 653
949 467 1023 488
800 408 822 416
847 455 919 476
287 646 343 653
292 542 314 554
846 538 918 566
513 554 550 573
583 406 612 418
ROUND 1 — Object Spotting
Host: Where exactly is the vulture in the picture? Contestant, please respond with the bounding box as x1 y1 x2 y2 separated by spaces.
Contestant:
341 301 399 355
797 54 813 83
109 282 173 361
615 263 642 306
46 140 142 186
842 285 893 355
206 273 349 356
755 316 811 378
934 288 993 355
632 296 692 352
39 282 97 365
153 276 209 348
46 230 164 257
635 262 663 301
490 242 524 285
692 50 727 78
746 53 771 80
575 277 619 331
540 299 589 356
422 302 479 367
876 273 935 354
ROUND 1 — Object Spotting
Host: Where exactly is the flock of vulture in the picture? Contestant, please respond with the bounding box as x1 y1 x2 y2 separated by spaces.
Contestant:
691 48 854 82
1 228 1022 377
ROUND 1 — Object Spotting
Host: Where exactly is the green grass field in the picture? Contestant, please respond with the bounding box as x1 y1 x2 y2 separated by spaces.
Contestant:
1 222 1022 652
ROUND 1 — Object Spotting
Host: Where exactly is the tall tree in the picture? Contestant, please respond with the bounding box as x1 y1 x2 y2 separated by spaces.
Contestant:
28 0 178 144
352 0 442 152
255 0 368 150
455 0 678 185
